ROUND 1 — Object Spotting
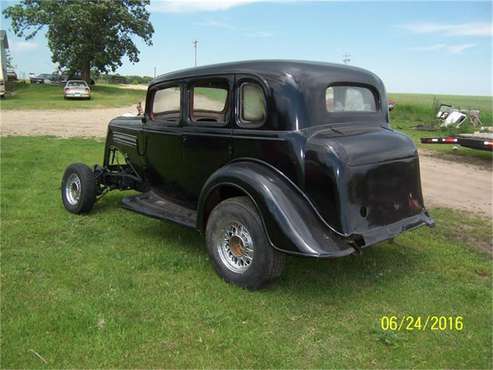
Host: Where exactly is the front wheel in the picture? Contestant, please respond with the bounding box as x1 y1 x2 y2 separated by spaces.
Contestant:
61 163 97 214
206 196 285 290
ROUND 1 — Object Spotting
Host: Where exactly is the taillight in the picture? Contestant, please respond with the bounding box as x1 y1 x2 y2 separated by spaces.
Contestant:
85 88 89 92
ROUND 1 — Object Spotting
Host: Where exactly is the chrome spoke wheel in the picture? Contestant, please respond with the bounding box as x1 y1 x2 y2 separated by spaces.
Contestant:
65 173 82 206
217 221 254 273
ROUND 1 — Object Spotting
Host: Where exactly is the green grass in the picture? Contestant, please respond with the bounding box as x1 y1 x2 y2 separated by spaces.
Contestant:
389 93 493 161
1 136 491 368
0 82 145 110
389 93 493 122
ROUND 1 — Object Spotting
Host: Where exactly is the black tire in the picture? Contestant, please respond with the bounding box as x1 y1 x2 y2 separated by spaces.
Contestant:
61 163 97 214
206 196 285 290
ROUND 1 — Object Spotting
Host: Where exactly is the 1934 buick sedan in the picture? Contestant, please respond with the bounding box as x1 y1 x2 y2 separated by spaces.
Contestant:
61 60 434 289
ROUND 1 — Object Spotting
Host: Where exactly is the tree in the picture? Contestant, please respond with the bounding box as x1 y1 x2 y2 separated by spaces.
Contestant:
3 0 154 82
5 50 14 70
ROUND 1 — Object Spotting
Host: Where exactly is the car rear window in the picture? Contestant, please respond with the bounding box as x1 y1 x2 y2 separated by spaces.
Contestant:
325 86 376 112
68 82 87 88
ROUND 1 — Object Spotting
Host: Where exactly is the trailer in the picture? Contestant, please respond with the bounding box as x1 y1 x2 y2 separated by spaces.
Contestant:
421 133 493 152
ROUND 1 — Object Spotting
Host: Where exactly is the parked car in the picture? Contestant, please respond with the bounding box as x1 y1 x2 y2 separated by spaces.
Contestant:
30 73 54 84
64 80 91 99
60 60 434 289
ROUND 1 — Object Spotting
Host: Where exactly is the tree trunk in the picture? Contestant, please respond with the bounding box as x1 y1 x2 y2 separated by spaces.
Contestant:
80 62 91 83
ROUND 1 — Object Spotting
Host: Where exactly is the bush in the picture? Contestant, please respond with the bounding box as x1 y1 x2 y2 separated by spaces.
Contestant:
98 74 152 85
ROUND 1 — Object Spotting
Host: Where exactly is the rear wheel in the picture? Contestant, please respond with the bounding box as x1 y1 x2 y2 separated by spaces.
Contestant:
61 163 97 214
206 196 285 290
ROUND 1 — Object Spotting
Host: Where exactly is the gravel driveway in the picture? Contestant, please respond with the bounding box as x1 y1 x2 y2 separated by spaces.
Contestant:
1 106 137 138
1 107 491 218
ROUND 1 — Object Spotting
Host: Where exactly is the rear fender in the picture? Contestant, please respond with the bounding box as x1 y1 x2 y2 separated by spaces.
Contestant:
197 160 356 257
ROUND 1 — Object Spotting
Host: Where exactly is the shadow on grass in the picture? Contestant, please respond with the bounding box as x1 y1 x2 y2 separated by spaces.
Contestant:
86 191 420 298
121 206 416 290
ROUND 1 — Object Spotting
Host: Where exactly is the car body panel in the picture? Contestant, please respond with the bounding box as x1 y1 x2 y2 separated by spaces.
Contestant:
197 160 357 257
103 60 433 258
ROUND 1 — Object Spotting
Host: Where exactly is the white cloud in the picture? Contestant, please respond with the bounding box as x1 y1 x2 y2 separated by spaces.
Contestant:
400 22 493 37
10 41 39 52
193 19 237 30
409 43 447 52
244 31 273 38
150 0 259 13
409 43 477 54
446 43 477 54
194 18 273 37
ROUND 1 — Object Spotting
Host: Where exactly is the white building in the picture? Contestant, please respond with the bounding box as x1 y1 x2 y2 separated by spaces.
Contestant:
0 30 9 97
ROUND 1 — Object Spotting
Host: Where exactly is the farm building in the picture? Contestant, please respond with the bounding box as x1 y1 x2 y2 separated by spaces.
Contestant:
0 30 9 97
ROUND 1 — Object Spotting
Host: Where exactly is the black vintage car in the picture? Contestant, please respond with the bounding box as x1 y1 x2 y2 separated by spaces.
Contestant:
61 60 434 289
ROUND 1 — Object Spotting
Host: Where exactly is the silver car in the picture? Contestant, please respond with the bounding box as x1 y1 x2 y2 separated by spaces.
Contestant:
64 80 91 99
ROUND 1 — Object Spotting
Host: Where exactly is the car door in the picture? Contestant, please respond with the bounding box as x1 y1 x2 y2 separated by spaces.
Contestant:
179 75 234 205
231 75 301 183
143 81 186 197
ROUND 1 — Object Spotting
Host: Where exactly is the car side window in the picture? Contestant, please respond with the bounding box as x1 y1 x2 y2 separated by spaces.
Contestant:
190 80 229 125
239 82 267 127
151 86 181 123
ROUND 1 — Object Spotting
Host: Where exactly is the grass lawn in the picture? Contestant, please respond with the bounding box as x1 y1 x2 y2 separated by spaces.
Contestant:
1 136 492 368
0 82 145 110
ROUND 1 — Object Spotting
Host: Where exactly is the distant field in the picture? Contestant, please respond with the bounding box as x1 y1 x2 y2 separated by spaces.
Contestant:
389 93 493 160
389 93 492 125
0 83 145 110
389 93 493 115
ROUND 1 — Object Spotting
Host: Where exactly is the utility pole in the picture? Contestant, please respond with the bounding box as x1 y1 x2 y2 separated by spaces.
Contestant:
343 53 351 64
153 66 156 77
193 40 198 67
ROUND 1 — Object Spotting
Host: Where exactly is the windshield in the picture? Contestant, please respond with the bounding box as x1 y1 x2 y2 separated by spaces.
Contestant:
326 86 376 112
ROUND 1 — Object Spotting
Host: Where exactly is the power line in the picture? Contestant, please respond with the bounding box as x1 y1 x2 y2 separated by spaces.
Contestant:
343 53 351 64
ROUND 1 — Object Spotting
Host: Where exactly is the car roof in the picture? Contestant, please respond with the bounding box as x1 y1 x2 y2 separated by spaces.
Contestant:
149 59 388 130
66 80 87 83
150 59 379 86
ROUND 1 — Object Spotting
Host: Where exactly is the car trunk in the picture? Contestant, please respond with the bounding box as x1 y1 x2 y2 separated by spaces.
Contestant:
69 87 87 92
304 125 425 237
66 85 89 95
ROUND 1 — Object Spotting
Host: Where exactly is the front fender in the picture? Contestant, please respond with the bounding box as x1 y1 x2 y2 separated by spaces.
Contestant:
197 160 356 257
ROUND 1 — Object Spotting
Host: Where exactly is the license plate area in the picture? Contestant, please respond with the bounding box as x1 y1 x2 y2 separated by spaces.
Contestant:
349 157 423 228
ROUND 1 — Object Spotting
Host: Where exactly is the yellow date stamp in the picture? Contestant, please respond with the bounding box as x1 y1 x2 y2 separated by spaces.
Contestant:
380 315 464 331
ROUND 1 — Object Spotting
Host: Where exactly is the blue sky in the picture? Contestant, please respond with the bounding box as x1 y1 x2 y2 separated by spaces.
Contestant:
1 0 491 95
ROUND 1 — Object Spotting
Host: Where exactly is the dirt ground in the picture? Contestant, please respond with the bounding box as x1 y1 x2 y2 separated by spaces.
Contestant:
1 107 492 219
0 106 137 138
419 150 492 218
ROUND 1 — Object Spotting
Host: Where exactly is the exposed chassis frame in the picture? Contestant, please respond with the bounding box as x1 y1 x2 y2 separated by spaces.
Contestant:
94 146 146 196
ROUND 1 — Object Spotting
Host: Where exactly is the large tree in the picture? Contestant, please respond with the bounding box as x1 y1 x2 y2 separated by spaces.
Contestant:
3 0 154 81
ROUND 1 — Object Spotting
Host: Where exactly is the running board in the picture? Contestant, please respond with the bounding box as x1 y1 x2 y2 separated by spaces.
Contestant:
121 191 197 228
